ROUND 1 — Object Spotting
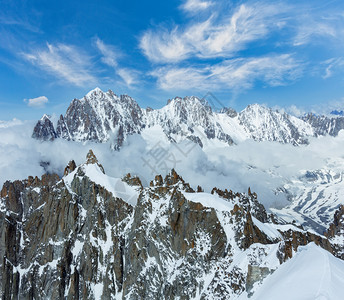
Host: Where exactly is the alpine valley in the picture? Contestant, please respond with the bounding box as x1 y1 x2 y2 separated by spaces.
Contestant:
1 88 344 299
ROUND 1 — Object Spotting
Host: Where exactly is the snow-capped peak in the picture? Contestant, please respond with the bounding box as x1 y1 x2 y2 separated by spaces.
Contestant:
86 87 103 97
32 87 344 148
40 114 51 121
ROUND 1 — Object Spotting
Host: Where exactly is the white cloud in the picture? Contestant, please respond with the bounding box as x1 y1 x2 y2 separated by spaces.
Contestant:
1 118 344 210
292 8 344 48
95 38 140 87
285 105 305 117
24 96 48 108
23 43 97 86
140 26 193 63
322 57 344 79
95 38 119 68
180 0 213 13
117 68 139 87
140 3 286 63
151 54 301 91
293 22 337 47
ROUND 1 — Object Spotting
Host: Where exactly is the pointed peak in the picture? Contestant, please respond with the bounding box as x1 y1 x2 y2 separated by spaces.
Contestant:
86 87 103 97
64 160 76 176
40 114 51 121
86 149 98 164
166 95 209 110
107 89 116 97
148 169 195 192
122 173 143 188
85 150 105 173
245 103 269 111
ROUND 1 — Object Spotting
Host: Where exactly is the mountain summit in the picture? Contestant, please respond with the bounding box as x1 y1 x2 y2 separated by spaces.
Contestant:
32 88 344 149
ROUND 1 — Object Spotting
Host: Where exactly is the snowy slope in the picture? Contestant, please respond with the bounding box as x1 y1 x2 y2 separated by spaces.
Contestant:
144 95 234 146
272 167 344 234
238 104 313 145
64 163 139 206
251 243 344 300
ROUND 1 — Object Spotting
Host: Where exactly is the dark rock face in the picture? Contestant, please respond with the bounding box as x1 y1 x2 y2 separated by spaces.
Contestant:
56 115 71 140
1 152 342 299
302 113 344 137
246 265 271 297
325 205 344 259
64 160 76 176
32 115 57 141
220 107 238 118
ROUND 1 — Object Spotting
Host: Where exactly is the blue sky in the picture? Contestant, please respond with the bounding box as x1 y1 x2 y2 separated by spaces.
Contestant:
0 0 344 120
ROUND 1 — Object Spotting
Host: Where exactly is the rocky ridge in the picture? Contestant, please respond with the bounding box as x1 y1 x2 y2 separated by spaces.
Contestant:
302 113 344 137
32 88 343 149
1 151 343 299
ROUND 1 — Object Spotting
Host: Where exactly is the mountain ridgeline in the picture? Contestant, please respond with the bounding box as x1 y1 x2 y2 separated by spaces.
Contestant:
1 151 343 299
32 88 344 149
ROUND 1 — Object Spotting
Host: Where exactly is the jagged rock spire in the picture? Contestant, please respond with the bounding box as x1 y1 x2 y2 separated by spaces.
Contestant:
64 160 76 176
86 149 105 174
86 149 97 164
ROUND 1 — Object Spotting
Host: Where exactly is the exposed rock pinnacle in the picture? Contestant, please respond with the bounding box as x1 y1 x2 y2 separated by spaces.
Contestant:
86 149 105 173
63 160 76 176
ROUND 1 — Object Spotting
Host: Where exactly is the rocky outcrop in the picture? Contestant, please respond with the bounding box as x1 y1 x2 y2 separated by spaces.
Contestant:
64 160 76 176
302 113 344 137
0 152 342 299
278 229 333 262
32 115 57 141
325 205 344 259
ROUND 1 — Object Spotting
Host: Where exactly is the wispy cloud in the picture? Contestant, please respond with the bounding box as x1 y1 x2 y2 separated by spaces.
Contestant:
140 0 344 95
22 43 97 86
140 3 287 63
293 22 337 46
151 54 301 91
95 38 140 87
24 96 48 108
322 57 344 79
0 12 40 33
180 0 213 13
95 38 120 68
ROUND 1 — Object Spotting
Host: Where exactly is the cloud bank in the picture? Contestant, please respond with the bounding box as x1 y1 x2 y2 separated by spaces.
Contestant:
1 119 344 210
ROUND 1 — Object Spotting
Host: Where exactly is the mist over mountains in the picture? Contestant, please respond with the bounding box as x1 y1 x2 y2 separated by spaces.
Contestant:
1 88 344 298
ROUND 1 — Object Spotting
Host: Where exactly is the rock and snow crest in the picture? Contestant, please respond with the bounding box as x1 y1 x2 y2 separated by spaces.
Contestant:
1 151 344 298
32 87 339 148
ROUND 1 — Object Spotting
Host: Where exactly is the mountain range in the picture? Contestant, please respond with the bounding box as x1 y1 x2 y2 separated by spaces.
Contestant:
32 87 344 148
1 87 343 298
31 88 344 235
